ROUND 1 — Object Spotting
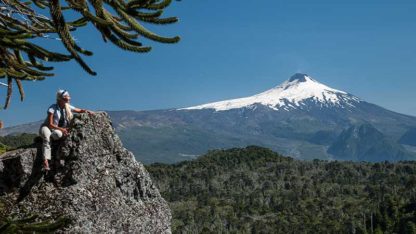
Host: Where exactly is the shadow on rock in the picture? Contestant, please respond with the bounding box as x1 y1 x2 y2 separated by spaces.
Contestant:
17 142 47 202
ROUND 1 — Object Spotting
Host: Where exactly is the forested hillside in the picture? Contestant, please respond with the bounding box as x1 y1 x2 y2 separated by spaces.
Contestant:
0 133 37 154
147 146 416 233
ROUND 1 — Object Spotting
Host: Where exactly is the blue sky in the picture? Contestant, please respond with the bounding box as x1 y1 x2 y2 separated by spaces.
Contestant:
1 0 416 127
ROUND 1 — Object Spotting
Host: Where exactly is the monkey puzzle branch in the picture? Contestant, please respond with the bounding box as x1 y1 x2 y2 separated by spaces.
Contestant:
0 0 180 110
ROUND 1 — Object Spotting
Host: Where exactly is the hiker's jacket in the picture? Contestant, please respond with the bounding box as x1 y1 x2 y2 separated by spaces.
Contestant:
43 103 76 128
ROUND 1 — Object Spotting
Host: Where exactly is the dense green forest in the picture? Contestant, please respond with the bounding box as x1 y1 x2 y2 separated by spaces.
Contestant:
2 134 416 233
147 146 416 234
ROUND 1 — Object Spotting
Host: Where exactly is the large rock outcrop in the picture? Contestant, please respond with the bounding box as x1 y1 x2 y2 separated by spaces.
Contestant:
0 112 171 233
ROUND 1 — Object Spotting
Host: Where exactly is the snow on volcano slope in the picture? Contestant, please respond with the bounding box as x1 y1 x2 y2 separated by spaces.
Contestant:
180 73 361 111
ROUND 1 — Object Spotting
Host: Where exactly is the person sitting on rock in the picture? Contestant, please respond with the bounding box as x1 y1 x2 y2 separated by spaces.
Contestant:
39 89 94 171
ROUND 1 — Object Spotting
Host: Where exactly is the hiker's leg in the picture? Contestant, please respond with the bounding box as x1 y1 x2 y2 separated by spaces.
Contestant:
39 126 52 160
50 129 63 141
50 129 64 168
39 126 52 170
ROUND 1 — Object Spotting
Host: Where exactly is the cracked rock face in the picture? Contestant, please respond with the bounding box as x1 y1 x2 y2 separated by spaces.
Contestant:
0 112 171 233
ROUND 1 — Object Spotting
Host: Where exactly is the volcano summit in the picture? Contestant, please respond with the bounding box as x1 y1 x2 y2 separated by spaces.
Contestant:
182 73 360 111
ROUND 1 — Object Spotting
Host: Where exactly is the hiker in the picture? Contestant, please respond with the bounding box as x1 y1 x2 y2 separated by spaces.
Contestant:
39 89 94 170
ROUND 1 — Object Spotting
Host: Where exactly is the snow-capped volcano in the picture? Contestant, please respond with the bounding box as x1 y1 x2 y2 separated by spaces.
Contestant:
181 73 360 111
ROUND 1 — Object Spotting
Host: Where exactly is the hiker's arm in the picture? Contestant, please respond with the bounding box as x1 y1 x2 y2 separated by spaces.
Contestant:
47 113 69 135
72 107 94 114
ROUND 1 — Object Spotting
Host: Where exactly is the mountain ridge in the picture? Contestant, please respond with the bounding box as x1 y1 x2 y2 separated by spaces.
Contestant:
2 73 416 163
110 73 416 163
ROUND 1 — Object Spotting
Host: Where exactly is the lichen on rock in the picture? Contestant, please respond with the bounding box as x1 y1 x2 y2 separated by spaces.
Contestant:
0 112 171 233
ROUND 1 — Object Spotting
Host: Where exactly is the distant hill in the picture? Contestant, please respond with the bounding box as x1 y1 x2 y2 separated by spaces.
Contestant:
328 124 415 161
0 120 42 136
400 128 416 146
147 146 416 233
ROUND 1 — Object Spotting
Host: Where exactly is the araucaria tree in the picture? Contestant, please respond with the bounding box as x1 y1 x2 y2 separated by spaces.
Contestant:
0 0 179 114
